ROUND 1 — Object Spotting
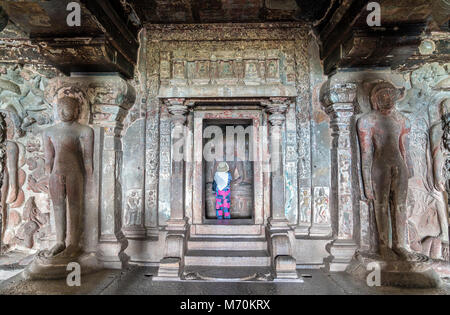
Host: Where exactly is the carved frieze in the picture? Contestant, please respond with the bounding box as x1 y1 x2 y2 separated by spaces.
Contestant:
159 49 293 98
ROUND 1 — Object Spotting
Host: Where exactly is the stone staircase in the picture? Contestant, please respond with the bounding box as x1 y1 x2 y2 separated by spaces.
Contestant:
184 236 270 267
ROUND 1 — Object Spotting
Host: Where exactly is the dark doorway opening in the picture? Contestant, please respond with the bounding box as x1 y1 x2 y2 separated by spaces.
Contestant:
202 119 254 222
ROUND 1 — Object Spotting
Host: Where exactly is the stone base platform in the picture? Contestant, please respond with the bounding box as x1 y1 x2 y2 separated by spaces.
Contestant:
347 252 444 289
23 251 102 280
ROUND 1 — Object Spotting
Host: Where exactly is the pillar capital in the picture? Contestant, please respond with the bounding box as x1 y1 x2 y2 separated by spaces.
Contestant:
164 99 188 127
320 81 357 108
266 101 288 126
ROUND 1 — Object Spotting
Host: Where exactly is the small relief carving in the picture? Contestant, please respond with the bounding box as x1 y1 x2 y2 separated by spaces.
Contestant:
125 190 143 226
284 54 296 85
160 51 171 83
298 187 311 223
14 197 49 249
297 121 311 180
172 61 185 79
266 60 279 79
244 61 258 79
218 61 235 80
147 189 157 208
194 61 210 80
313 187 330 224
26 155 49 195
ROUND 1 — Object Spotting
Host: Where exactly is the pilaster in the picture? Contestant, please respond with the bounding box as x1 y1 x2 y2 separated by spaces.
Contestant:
265 97 298 280
157 98 189 279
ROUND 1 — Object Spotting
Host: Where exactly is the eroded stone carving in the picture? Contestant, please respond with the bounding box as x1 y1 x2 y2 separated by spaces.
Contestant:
124 190 143 226
401 63 450 262
357 82 414 260
0 109 26 248
14 197 49 249
43 96 94 258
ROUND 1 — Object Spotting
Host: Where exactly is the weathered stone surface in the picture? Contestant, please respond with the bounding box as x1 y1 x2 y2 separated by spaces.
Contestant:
357 82 413 260
0 10 448 291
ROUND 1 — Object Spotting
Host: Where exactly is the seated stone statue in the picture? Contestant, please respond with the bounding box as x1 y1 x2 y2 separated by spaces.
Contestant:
43 96 93 258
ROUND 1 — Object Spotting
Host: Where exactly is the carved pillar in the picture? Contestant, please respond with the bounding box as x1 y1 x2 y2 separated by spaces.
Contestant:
0 113 5 254
266 97 298 279
45 75 136 269
267 101 288 226
157 98 189 279
320 82 358 272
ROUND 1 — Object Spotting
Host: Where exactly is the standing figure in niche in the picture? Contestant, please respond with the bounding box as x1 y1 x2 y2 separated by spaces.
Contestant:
212 162 232 220
43 96 93 257
0 109 25 247
357 82 415 260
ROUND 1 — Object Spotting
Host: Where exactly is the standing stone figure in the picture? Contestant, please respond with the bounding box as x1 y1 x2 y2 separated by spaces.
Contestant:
0 109 25 247
357 82 414 260
43 96 93 257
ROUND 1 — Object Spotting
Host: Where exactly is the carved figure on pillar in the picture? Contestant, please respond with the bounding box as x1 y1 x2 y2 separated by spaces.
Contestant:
0 109 25 250
43 96 94 258
357 82 416 260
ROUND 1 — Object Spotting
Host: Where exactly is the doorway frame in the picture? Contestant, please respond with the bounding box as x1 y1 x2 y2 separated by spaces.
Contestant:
191 103 268 235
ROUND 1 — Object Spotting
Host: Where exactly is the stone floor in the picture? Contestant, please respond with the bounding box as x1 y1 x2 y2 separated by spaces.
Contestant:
0 250 33 285
0 265 449 295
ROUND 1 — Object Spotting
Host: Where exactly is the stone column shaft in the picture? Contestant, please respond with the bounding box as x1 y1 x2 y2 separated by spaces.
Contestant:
166 102 188 228
267 103 288 224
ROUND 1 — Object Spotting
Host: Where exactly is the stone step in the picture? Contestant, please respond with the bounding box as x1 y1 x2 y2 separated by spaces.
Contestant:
182 266 273 281
188 237 267 251
193 224 263 235
184 250 271 267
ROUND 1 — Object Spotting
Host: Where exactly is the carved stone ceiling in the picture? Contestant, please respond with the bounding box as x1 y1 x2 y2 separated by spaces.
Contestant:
0 0 447 77
130 0 331 23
